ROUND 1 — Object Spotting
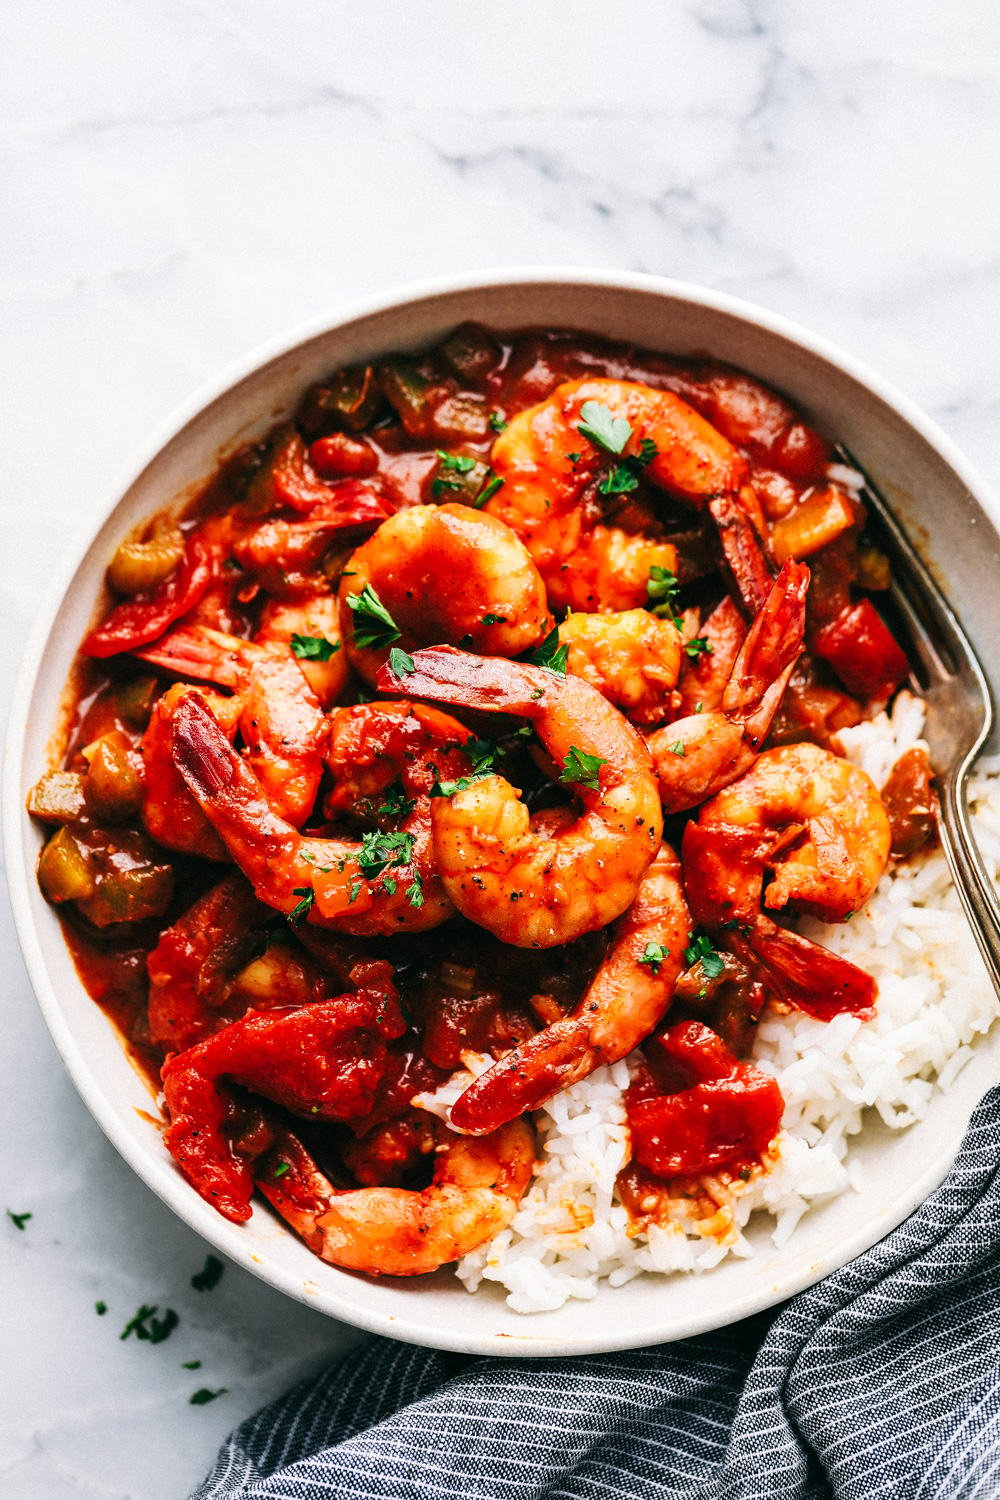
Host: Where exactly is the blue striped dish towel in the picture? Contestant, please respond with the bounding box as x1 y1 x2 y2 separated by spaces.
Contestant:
192 1087 1000 1499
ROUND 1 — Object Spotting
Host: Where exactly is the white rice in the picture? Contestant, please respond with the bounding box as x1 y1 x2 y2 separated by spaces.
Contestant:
415 692 1000 1314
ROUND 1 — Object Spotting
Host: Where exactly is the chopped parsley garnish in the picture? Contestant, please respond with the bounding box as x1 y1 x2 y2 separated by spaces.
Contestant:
190 1388 227 1406
475 471 505 507
576 403 658 493
431 449 477 497
668 741 686 757
376 783 416 821
406 875 424 909
481 613 507 625
530 625 569 676
683 932 725 980
684 637 712 659
436 449 476 473
597 464 639 497
388 646 415 677
288 888 315 925
190 1254 224 1293
357 829 415 880
488 411 508 432
346 584 401 652
639 941 670 974
95 1300 107 1316
7 1210 31 1230
646 565 683 627
431 736 504 798
273 1163 290 1179
290 633 340 661
577 400 631 455
559 746 607 791
120 1304 179 1344
383 877 397 895
348 880 362 904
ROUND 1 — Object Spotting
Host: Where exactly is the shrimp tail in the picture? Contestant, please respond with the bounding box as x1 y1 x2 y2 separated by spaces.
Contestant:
378 645 554 714
723 558 810 741
449 1019 593 1135
136 624 245 688
732 922 877 1020
170 690 299 870
708 491 775 616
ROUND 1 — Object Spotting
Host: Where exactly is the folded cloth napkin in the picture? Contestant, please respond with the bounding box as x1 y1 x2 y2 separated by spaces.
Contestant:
192 1087 1000 1500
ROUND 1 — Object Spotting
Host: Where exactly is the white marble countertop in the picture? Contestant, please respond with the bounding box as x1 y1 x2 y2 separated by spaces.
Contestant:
3 3 1000 1495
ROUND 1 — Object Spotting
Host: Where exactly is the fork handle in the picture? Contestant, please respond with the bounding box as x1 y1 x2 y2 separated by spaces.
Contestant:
937 764 1000 996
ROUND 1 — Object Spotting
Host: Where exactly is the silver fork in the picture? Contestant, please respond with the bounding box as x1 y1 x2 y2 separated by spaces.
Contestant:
836 445 1000 995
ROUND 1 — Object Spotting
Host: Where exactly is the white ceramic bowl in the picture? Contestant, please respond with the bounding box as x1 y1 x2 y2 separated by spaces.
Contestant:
7 270 1000 1357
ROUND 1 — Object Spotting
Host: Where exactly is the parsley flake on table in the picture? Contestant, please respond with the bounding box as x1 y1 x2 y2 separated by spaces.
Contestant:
95 1300 107 1316
346 584 401 652
290 633 340 661
684 932 725 980
577 400 632 455
182 1360 202 1370
559 746 607 791
639 941 670 974
530 625 569 675
190 1254 224 1293
190 1388 227 1406
120 1304 179 1344
7 1209 31 1230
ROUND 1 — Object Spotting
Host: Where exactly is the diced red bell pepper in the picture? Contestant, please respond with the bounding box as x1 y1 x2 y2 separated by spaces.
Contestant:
814 598 909 702
82 533 214 658
161 985 405 1222
627 1021 784 1180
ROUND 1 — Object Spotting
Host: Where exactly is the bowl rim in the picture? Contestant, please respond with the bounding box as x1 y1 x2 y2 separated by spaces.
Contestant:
6 265 999 1357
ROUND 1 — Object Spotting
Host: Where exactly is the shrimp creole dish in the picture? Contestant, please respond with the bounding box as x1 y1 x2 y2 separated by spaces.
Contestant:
27 324 1000 1312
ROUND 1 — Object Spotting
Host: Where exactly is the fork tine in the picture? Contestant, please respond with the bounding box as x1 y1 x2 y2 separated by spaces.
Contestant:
834 445 1000 994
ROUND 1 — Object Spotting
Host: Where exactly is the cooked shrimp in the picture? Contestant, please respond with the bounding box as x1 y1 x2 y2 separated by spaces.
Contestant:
488 376 774 613
232 480 387 597
169 690 460 934
141 683 242 859
377 647 663 947
323 700 477 817
556 609 684 726
256 593 347 708
256 1115 535 1275
451 844 691 1134
138 624 328 826
339 504 552 685
146 872 273 1051
647 560 809 813
161 982 407 1223
683 742 891 926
